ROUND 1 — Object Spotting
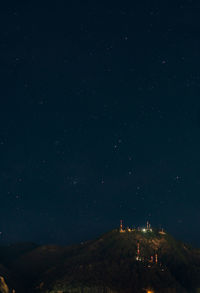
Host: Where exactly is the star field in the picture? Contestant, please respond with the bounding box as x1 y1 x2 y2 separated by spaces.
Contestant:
0 1 200 245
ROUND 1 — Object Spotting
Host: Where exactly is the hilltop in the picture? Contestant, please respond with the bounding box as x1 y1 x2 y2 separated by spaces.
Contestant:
1 225 200 293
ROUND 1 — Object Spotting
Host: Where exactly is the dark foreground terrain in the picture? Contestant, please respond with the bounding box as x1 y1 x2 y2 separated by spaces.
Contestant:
0 228 200 293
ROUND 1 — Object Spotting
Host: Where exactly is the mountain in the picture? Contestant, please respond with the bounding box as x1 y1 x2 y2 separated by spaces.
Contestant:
1 227 200 293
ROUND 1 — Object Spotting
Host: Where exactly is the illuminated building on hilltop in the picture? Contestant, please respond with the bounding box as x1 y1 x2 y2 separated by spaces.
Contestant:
159 228 166 235
119 220 135 232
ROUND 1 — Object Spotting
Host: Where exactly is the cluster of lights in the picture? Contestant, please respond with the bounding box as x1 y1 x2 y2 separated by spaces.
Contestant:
142 228 152 233
119 220 154 234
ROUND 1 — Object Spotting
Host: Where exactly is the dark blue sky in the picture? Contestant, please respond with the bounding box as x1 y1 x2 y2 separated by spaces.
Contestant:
1 1 200 246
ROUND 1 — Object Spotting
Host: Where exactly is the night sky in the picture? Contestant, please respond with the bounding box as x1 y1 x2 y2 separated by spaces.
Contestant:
1 1 200 246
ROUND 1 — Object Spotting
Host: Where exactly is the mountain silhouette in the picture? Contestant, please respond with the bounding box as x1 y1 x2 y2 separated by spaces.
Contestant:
0 227 200 293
